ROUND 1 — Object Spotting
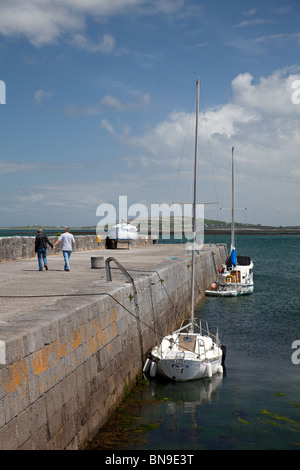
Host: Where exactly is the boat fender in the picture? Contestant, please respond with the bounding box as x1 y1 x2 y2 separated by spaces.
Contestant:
221 345 227 365
217 365 223 374
206 362 212 378
150 360 157 378
143 357 152 374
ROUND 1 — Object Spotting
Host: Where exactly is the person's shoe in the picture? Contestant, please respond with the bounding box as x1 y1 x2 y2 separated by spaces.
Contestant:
64 268 70 271
45 265 48 270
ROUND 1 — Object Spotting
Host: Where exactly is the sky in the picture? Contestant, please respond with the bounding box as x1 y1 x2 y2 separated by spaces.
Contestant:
0 0 300 228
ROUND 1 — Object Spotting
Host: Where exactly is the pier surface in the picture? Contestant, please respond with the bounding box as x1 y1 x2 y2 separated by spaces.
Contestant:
0 244 192 323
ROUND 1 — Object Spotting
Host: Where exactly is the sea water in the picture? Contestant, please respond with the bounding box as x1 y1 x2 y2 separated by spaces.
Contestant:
95 234 300 450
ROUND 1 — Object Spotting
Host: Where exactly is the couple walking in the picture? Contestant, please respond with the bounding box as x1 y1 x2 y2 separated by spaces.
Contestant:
35 227 75 271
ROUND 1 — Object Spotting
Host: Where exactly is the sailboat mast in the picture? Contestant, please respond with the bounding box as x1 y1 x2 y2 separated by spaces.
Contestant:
231 145 235 251
190 79 199 322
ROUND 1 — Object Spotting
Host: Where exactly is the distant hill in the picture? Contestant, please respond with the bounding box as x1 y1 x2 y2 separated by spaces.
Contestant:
204 219 300 234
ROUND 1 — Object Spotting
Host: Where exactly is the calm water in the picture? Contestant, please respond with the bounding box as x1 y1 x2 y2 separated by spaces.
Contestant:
0 228 95 237
98 234 300 450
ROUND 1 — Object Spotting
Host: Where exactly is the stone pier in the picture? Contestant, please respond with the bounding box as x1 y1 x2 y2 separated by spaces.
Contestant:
0 241 227 449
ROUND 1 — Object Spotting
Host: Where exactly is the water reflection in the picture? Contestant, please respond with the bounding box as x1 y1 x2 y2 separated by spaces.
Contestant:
120 373 225 450
148 373 223 414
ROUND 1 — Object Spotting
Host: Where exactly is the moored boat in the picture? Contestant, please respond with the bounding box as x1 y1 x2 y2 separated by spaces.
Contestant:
205 147 254 297
145 80 225 382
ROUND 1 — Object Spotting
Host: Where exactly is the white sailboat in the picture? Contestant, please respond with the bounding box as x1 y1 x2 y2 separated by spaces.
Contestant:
144 80 225 382
205 147 254 297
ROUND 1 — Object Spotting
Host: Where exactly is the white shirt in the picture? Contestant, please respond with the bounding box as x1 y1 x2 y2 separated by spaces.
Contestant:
59 232 75 251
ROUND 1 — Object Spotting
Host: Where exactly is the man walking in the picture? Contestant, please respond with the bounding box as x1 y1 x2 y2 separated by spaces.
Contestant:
53 227 75 271
35 228 53 271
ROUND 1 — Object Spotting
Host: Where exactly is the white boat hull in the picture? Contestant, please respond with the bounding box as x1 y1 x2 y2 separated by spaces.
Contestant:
205 289 238 297
156 356 223 382
205 283 254 297
237 283 254 295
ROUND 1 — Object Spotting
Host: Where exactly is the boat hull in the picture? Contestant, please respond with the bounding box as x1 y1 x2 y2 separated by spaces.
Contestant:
205 283 254 297
156 356 223 382
205 289 238 297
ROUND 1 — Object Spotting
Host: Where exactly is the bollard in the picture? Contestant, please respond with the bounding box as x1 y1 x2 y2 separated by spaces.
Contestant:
91 256 105 269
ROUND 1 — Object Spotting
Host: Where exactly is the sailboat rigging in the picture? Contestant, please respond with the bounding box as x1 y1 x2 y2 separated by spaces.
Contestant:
143 80 225 381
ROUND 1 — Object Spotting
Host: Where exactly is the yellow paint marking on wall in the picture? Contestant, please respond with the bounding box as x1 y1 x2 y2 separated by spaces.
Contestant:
72 329 82 350
57 337 68 358
4 360 29 394
96 324 107 348
32 343 57 376
4 311 120 395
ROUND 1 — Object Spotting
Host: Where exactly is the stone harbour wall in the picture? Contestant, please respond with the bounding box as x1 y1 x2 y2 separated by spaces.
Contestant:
0 235 152 261
0 243 227 450
0 236 103 261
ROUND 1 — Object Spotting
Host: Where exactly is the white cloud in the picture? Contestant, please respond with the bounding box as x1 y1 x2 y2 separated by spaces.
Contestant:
59 0 144 15
0 0 184 47
113 69 300 162
226 32 300 56
149 0 185 14
0 161 44 174
36 179 143 210
0 1 83 46
100 119 115 136
101 94 125 111
101 92 150 111
70 33 116 53
243 8 257 17
65 92 150 116
0 160 84 174
231 69 300 116
100 69 300 224
235 19 272 28
16 192 44 204
34 89 56 105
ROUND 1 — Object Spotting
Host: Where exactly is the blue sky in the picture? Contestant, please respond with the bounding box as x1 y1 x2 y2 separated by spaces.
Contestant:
0 0 300 227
